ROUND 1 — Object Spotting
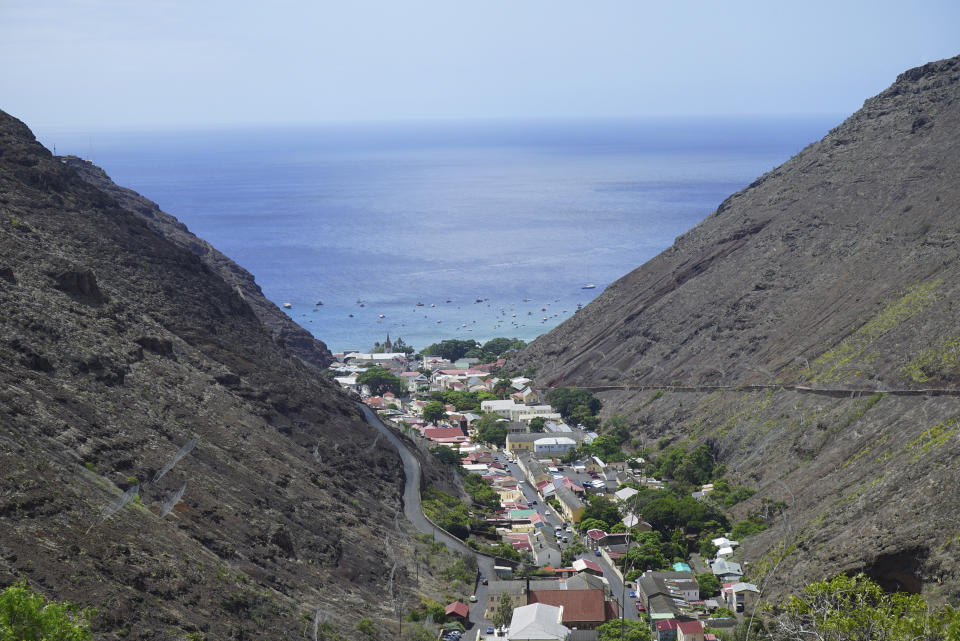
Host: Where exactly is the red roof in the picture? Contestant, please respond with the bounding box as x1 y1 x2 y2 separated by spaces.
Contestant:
587 529 607 541
579 560 603 573
445 601 469 618
529 589 608 624
656 619 679 631
678 620 704 634
424 427 465 440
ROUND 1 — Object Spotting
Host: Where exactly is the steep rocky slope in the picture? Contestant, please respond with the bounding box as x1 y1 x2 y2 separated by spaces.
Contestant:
60 156 333 370
0 110 411 639
512 56 960 600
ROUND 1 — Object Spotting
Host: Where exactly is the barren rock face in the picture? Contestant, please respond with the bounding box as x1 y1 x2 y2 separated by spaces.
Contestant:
511 55 960 600
0 108 407 639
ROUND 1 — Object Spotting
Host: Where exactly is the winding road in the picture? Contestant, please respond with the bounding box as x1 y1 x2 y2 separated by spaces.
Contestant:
359 405 495 634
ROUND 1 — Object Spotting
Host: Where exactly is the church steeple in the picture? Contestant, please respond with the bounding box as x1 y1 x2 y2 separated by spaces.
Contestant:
384 332 392 350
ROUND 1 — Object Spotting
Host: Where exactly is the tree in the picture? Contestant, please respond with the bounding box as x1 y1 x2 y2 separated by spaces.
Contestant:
603 414 632 444
576 517 610 534
422 401 447 424
493 379 512 398
430 446 462 466
546 387 601 417
483 337 526 356
696 572 721 598
474 413 509 447
596 619 652 641
491 592 514 633
529 417 546 433
771 573 960 641
356 617 376 639
357 366 404 396
0 582 95 641
422 339 479 362
582 495 619 527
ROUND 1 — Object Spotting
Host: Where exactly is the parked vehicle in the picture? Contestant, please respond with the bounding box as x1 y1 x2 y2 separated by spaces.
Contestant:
469 595 478 602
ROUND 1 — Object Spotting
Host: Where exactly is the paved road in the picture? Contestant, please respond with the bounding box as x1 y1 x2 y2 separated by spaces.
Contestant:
359 405 495 637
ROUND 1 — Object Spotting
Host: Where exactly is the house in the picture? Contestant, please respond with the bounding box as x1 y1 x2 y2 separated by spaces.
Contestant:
710 558 743 583
528 588 615 629
482 399 521 418
638 571 700 616
722 582 759 614
677 620 705 641
530 531 562 567
534 437 577 455
508 432 584 455
614 487 639 502
556 486 586 523
655 619 680 641
506 603 571 641
444 601 469 622
519 456 553 487
571 559 604 577
486 581 529 618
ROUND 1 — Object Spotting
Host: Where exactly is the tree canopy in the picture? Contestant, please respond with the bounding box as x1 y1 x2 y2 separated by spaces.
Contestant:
422 400 447 424
422 339 480 362
356 366 405 396
474 413 509 447
0 582 95 641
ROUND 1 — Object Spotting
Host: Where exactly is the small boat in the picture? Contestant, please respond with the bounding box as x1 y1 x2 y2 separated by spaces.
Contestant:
348 314 354 317
445 299 452 303
378 313 386 319
475 297 484 303
316 300 323 306
430 303 436 308
522 298 530 302
416 301 424 307
282 302 292 309
581 284 596 289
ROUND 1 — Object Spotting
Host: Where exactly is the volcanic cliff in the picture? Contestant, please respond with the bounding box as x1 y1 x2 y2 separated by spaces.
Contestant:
0 109 412 639
512 55 960 600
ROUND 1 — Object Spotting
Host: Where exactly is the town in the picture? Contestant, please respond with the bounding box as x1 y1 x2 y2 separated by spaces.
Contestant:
330 338 766 641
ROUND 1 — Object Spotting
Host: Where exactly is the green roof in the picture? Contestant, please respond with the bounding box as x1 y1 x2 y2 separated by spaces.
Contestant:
508 509 537 519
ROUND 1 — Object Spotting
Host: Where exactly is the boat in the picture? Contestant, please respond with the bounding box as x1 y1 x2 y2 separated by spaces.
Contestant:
282 302 292 309
378 313 385 318
475 297 484 303
416 301 424 307
316 300 323 305
581 284 596 289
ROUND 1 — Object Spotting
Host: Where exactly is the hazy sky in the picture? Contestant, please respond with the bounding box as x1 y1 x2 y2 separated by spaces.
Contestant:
2 0 958 130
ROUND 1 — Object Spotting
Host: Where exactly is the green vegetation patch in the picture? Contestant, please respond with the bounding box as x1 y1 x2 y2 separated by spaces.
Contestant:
901 335 960 383
902 418 958 462
0 582 95 641
808 279 941 383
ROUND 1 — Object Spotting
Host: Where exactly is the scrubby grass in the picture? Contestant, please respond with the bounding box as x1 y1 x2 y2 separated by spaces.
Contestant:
808 280 940 383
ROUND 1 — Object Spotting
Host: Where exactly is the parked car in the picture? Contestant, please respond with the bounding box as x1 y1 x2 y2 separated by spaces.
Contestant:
486 627 494 634
636 602 646 612
469 595 478 602
482 578 488 585
629 590 636 598
595 550 602 556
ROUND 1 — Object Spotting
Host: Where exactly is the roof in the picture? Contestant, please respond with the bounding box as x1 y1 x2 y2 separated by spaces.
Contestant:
506 603 570 641
678 620 704 634
672 562 692 572
445 601 469 618
534 436 577 446
711 558 743 576
730 582 759 593
586 528 607 541
614 487 639 501
488 580 527 595
572 559 603 573
656 619 680 631
528 588 607 624
424 427 465 440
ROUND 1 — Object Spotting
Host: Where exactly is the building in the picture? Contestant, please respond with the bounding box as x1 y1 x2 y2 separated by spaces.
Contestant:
710 558 743 583
722 582 759 614
677 620 705 641
507 432 584 455
533 436 577 455
486 580 528 618
556 486 586 523
638 571 700 617
506 603 571 641
528 588 615 629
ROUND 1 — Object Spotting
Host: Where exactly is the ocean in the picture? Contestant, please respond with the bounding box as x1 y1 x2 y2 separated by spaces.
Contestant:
41 117 837 354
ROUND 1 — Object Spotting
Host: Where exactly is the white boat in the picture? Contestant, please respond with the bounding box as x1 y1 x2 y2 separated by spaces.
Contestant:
581 283 596 289
282 302 292 309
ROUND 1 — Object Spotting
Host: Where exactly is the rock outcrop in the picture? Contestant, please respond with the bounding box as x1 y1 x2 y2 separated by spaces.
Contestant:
0 109 405 639
61 156 334 370
511 55 960 601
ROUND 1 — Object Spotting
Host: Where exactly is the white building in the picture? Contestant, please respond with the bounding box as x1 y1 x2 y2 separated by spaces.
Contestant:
533 437 577 455
506 603 570 641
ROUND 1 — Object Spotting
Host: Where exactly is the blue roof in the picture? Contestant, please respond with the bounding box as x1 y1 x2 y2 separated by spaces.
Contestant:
672 562 692 572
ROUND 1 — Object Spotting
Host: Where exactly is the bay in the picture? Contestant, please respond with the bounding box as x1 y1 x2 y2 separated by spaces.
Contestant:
42 117 836 353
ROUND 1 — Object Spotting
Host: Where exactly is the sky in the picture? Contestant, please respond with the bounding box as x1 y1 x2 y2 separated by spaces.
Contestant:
1 0 958 130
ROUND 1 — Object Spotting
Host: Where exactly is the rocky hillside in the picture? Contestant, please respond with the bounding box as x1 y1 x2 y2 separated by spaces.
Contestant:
61 155 333 370
0 109 411 639
512 56 960 599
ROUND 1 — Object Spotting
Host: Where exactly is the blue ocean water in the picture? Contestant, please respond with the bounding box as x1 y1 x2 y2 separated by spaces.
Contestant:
42 117 836 353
